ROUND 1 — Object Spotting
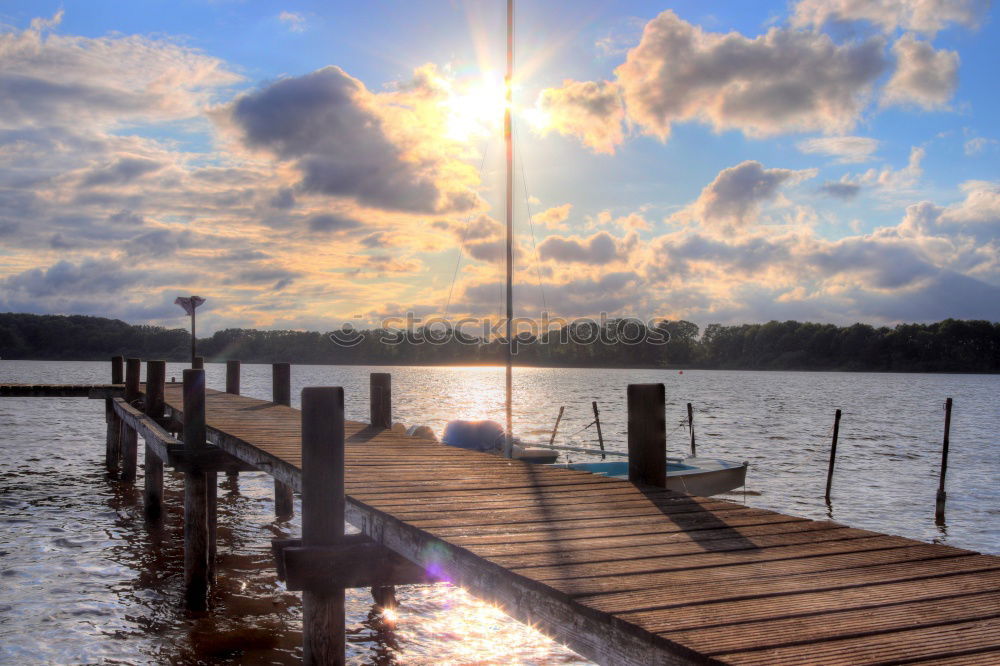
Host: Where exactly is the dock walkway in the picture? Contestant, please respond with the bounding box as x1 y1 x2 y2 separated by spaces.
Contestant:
166 382 1000 665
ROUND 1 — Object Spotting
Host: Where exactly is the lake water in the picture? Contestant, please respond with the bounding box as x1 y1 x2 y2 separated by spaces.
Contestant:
1 360 998 664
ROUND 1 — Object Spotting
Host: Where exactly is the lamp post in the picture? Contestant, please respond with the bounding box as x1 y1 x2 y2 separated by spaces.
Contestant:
174 296 206 365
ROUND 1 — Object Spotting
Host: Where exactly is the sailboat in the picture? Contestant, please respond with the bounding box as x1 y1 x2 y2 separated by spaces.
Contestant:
438 0 747 495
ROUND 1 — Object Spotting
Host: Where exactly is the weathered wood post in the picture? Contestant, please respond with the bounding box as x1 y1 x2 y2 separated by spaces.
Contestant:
592 401 606 460
687 402 696 456
627 384 666 487
548 406 565 447
121 358 141 483
144 360 166 521
106 356 124 471
193 356 204 370
224 360 241 483
273 363 294 520
183 368 210 610
301 386 346 664
370 373 391 429
936 398 953 524
825 409 842 502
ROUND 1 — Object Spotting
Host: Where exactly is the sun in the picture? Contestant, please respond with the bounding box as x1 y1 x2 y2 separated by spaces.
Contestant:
442 72 507 142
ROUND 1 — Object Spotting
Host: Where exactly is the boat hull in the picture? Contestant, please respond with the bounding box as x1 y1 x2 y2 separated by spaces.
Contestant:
550 457 747 496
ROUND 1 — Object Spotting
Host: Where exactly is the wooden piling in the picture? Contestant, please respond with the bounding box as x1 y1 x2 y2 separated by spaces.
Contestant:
370 373 391 430
106 356 124 471
301 386 346 665
225 360 240 395
936 397 953 523
143 360 166 521
627 384 666 487
273 363 294 520
182 368 210 611
687 402 696 456
121 358 141 483
592 401 606 460
825 408 842 502
193 356 204 370
548 406 564 447
207 472 218 580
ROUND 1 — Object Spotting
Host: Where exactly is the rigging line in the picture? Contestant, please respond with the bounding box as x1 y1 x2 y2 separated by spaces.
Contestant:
443 140 492 320
512 123 549 317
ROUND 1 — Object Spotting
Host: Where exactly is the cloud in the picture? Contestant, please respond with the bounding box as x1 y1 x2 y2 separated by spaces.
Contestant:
222 66 478 214
676 161 815 229
278 11 307 33
964 137 999 155
797 136 880 163
307 213 363 232
534 80 625 154
538 231 624 264
535 204 572 230
615 11 887 140
791 0 988 36
819 181 863 199
882 35 959 109
79 156 164 187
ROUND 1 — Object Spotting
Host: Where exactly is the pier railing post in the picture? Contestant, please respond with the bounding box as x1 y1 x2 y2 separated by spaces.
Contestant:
144 360 166 521
183 368 210 610
121 358 141 483
106 356 124 472
627 384 666 488
370 373 391 430
301 387 346 665
273 363 295 520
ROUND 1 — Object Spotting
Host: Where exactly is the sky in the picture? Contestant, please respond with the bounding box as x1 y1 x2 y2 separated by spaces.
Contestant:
1 0 998 335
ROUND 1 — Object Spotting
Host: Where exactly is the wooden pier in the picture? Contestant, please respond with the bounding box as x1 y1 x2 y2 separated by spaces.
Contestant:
3 361 1000 665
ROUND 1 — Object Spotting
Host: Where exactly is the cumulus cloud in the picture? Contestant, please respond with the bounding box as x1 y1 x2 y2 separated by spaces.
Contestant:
882 35 959 109
222 66 478 214
676 161 815 229
615 11 887 140
791 0 988 36
534 80 625 154
307 213 363 233
79 156 164 187
797 136 880 163
819 181 863 199
535 204 573 230
538 231 625 264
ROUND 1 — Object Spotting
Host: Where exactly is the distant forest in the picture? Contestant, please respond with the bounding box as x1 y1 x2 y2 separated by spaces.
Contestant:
1 312 998 373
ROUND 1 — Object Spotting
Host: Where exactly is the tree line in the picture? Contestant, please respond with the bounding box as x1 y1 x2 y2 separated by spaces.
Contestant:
1 312 998 373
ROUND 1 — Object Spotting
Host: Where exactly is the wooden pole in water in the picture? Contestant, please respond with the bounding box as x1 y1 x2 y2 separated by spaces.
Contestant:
370 373 391 430
144 360 166 521
825 409 842 502
106 356 124 471
121 358 141 483
273 363 294 520
301 386 346 665
225 360 240 395
627 384 666 487
548 406 565 447
182 368 210 611
936 398 953 523
192 356 204 370
592 401 606 460
687 402 696 457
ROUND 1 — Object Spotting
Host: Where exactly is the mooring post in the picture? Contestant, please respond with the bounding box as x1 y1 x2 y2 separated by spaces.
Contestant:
193 356 204 370
224 360 241 482
182 368 210 611
370 373 391 430
121 358 141 483
627 384 666 487
592 400 606 460
825 409 842 502
687 402 696 456
144 360 166 521
106 356 124 472
548 406 565 447
301 386 346 665
273 363 294 520
207 470 218 581
936 398 953 524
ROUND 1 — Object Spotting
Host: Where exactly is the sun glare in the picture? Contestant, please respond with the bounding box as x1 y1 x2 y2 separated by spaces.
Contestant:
443 72 507 141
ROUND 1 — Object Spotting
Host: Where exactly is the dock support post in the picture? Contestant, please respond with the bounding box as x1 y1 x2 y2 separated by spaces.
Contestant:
627 384 666 488
592 401 606 460
301 387 346 665
825 409 842 502
144 360 166 521
687 402 696 456
121 358 141 483
193 356 204 370
273 363 294 520
183 368 210 611
106 356 124 472
225 361 241 482
548 406 564 447
935 397 953 524
370 373 391 430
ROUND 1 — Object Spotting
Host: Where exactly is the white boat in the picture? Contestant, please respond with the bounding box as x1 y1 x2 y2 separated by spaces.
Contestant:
550 457 749 496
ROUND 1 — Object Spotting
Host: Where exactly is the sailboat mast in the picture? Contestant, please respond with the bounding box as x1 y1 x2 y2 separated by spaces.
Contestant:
503 0 514 459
